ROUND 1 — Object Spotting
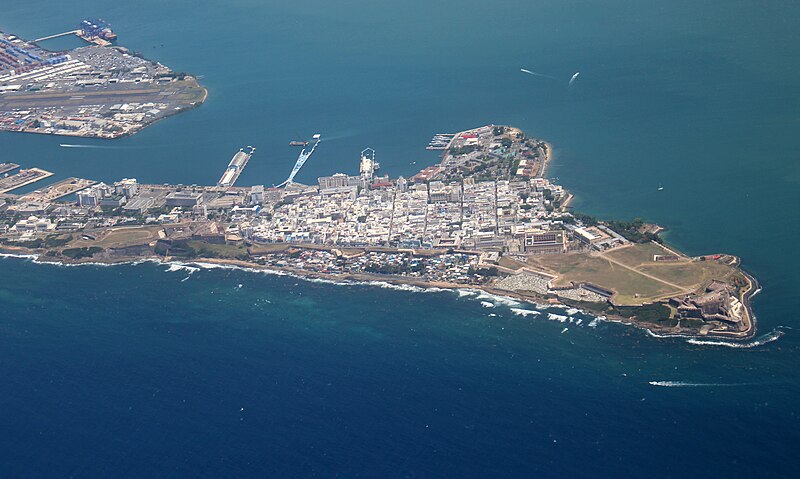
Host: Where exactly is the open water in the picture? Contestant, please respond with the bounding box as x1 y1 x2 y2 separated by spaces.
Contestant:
1 1 799 477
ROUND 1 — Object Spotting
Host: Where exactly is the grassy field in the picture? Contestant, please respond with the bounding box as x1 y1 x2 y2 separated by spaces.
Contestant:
638 261 734 290
66 226 162 249
604 242 675 266
530 253 682 304
498 256 527 271
248 243 292 255
527 242 738 306
184 240 248 259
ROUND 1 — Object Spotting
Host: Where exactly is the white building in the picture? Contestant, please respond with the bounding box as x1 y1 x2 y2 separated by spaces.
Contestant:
11 215 57 233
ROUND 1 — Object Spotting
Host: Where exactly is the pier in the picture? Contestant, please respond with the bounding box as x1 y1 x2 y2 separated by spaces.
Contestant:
0 168 54 194
75 31 111 47
0 163 20 176
217 146 255 188
426 133 455 150
34 29 110 47
34 19 117 48
33 30 81 43
276 134 321 187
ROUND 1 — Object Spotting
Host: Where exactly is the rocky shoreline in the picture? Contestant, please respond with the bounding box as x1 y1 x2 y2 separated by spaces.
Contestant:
0 245 760 343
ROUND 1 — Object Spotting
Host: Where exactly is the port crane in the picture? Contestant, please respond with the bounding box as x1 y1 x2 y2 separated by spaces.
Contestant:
276 134 321 187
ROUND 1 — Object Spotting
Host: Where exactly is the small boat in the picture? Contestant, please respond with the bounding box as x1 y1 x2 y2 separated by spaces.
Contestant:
657 185 664 191
289 140 308 147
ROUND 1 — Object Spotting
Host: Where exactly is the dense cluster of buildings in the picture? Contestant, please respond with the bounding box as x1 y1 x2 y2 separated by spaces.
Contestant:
224 132 590 252
0 123 755 338
239 175 574 252
257 249 487 285
1 125 625 256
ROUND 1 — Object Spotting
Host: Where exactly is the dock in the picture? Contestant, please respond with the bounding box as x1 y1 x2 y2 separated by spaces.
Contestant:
33 30 81 43
18 177 96 203
75 31 111 47
276 134 322 188
426 133 455 150
34 29 110 47
0 162 20 176
217 146 255 188
0 168 54 194
34 18 116 48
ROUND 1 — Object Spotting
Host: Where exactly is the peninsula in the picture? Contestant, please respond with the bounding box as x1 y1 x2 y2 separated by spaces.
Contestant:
0 125 758 340
0 27 206 138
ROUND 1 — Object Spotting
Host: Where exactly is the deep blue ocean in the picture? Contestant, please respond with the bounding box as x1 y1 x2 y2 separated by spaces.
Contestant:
2 1 799 477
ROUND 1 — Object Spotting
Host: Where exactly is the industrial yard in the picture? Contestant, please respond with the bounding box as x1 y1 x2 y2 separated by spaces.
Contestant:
0 27 206 138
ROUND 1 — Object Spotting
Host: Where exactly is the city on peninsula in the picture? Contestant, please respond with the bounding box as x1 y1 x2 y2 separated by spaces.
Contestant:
0 26 758 341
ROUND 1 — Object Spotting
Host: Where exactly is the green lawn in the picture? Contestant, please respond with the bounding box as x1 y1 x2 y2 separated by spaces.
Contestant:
531 253 682 305
603 242 676 267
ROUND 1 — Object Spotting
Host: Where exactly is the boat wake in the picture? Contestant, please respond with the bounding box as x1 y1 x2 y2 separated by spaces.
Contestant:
59 144 131 149
520 68 557 80
318 131 359 142
649 381 752 388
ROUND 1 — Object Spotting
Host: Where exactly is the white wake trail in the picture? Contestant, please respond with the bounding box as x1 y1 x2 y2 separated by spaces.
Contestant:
59 144 129 149
520 68 557 80
649 381 752 388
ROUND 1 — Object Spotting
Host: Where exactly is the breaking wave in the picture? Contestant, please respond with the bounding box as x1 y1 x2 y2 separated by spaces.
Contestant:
165 262 200 274
2 254 780 349
475 292 521 308
686 329 786 349
547 313 569 323
0 252 40 261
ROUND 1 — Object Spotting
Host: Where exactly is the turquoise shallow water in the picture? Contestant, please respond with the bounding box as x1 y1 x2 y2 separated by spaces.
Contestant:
1 0 800 476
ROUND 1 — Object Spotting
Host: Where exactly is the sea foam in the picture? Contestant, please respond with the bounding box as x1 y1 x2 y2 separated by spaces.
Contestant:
686 329 785 349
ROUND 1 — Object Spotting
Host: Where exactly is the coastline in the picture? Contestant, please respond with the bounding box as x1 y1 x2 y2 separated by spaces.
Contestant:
7 79 208 140
0 247 762 344
541 141 554 179
0 27 208 140
0 122 760 345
